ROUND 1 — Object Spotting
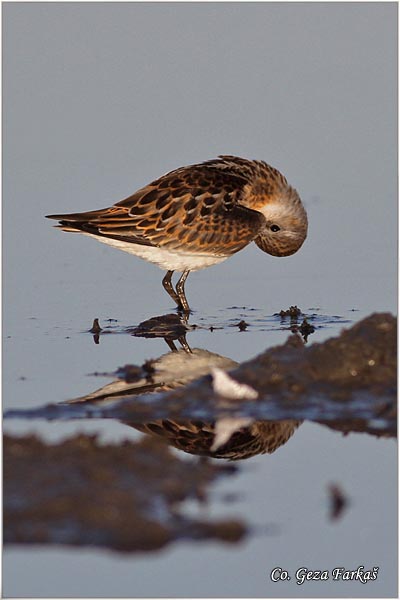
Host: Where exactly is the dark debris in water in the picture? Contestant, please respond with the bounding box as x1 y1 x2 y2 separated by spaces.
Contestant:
89 318 102 334
277 305 302 318
273 307 315 342
89 318 102 344
299 318 315 337
83 307 355 347
4 434 246 553
292 318 316 343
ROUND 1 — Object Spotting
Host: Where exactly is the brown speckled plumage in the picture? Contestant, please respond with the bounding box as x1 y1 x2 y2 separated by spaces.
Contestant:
131 419 301 460
46 155 308 310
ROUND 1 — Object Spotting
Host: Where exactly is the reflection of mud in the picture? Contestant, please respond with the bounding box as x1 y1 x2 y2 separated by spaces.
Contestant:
4 434 246 552
6 313 396 440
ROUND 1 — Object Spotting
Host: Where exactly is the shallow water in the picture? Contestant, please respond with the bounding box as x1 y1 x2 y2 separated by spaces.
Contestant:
3 2 397 598
4 293 397 597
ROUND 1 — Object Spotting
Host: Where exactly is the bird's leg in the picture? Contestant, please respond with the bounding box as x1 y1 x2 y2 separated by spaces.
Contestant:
176 270 191 314
162 270 181 307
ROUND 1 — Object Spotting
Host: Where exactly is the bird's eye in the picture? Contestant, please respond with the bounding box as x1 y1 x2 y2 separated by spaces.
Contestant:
270 224 280 232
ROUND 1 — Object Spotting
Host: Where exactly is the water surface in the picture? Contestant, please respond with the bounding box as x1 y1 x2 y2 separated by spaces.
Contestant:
3 2 397 597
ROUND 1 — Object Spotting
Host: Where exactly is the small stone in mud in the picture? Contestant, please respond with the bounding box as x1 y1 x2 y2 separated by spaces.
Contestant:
278 306 302 318
328 483 349 521
237 320 248 331
89 318 102 334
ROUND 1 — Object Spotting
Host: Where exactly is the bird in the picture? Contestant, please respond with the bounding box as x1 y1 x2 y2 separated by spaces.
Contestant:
46 155 308 312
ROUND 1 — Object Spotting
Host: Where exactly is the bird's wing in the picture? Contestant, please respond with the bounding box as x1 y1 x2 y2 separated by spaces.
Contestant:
46 156 266 256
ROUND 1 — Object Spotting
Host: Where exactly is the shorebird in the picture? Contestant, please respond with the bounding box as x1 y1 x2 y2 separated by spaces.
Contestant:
46 155 308 312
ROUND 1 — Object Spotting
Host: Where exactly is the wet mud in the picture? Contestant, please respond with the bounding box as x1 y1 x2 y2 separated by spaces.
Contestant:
4 434 245 552
6 312 396 440
106 310 395 454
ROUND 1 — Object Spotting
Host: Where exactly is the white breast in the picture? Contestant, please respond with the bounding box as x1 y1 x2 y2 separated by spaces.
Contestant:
81 232 228 272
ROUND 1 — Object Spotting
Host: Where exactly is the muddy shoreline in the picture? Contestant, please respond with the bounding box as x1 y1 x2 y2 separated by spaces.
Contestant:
6 312 396 438
4 312 396 552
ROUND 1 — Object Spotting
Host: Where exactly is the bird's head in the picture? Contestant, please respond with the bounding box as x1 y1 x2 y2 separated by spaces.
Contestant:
253 186 308 257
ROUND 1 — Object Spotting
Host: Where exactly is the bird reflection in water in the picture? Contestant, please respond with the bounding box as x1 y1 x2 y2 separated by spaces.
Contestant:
73 312 301 459
129 313 193 353
132 419 300 460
